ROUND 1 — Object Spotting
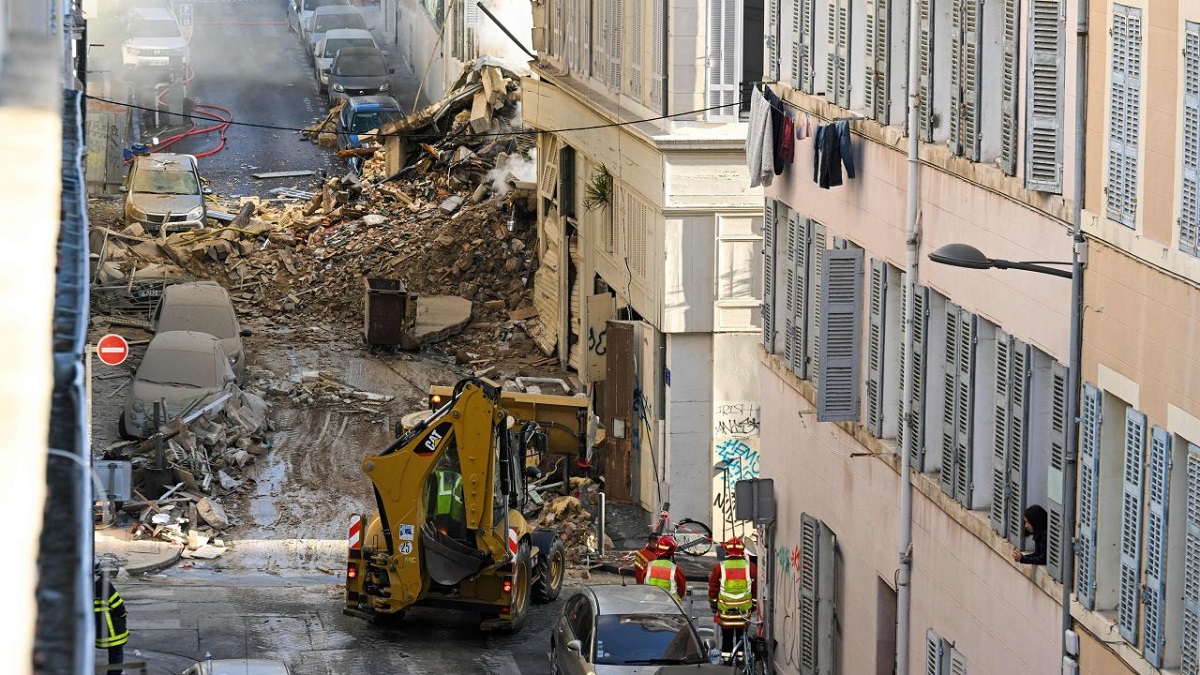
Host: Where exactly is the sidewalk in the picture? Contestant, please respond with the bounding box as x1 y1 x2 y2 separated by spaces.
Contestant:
596 502 720 582
94 522 183 576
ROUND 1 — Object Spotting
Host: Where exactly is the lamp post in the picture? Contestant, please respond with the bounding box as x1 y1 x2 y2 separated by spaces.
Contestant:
928 241 1084 668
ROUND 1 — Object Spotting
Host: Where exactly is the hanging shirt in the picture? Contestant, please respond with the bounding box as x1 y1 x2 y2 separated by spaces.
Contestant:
780 114 795 165
744 87 775 187
764 88 786 175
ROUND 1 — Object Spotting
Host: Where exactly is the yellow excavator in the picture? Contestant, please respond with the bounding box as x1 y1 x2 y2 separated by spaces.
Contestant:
344 378 584 631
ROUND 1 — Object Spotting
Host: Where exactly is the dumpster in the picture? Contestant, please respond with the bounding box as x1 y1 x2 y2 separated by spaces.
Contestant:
363 277 417 346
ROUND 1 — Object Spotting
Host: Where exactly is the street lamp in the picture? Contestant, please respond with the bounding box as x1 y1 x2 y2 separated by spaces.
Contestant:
928 240 1084 668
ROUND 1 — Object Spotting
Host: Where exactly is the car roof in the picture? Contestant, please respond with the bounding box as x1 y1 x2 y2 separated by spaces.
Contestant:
333 46 383 58
322 28 374 40
346 95 402 111
149 330 223 353
187 659 291 675
586 584 684 615
162 281 232 304
312 4 362 14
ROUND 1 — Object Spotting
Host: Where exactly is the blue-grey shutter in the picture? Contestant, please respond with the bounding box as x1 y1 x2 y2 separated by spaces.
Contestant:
808 224 827 386
794 0 815 92
1077 383 1103 610
864 0 889 123
924 630 944 675
990 332 1028 544
767 0 780 80
608 0 622 91
1142 426 1171 667
940 304 975 506
762 200 777 353
1025 0 1065 192
1181 444 1200 674
1117 407 1147 642
948 647 966 675
990 332 1014 535
817 249 863 422
1046 362 1068 581
917 0 935 141
825 0 850 108
786 213 809 377
866 259 888 436
800 513 819 675
949 0 982 159
706 0 736 119
999 0 1020 175
784 209 798 367
1180 23 1200 256
1105 5 1142 227
899 281 930 470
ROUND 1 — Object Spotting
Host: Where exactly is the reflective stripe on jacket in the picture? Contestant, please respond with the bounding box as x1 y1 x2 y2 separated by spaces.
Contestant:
94 578 130 648
716 558 753 626
646 559 680 598
434 470 465 520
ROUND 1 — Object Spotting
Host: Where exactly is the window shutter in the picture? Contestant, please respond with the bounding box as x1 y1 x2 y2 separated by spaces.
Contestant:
1024 0 1065 191
990 332 1014 536
924 629 944 675
539 135 561 200
799 513 820 675
1142 426 1171 667
795 0 815 92
864 0 889 123
807 224 826 386
465 0 479 27
784 212 800 372
552 0 564 57
630 0 643 97
825 0 849 107
1180 23 1200 256
607 0 622 91
767 0 780 80
1181 444 1200 674
999 0 1019 175
581 0 592 76
568 0 580 69
1077 383 1103 610
1106 5 1142 227
1046 362 1068 581
899 281 929 470
706 0 737 120
650 0 663 106
593 0 606 79
1117 407 1147 643
762 200 777 353
917 0 935 141
940 304 975 506
1005 340 1028 547
792 217 811 378
865 259 888 436
948 647 967 675
817 249 863 422
949 0 981 159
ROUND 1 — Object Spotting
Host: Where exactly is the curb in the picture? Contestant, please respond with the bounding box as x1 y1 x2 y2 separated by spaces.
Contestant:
122 544 184 576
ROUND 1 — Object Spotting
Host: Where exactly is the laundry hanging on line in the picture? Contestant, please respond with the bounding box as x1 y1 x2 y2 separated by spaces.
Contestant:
813 120 856 189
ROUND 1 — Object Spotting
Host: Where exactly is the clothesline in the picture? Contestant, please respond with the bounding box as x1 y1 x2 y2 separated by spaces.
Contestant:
747 81 867 132
744 81 858 189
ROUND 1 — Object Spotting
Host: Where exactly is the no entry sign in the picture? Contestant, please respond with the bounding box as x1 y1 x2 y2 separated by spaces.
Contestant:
96 334 130 366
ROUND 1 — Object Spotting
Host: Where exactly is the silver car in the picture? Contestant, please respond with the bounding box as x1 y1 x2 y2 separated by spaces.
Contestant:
313 28 379 94
119 331 237 440
303 5 369 61
123 153 209 232
550 585 710 675
153 281 249 382
121 5 189 74
182 659 292 675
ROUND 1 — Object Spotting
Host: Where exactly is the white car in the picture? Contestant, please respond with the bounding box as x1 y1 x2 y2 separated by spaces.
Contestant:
152 281 250 383
313 28 380 93
119 331 238 440
182 658 292 675
122 6 189 74
303 5 369 61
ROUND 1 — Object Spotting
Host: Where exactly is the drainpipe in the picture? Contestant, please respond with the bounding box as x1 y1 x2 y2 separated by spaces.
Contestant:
1062 0 1089 661
896 0 923 670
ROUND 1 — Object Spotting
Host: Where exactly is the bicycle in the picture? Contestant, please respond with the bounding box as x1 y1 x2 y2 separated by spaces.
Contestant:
728 614 767 675
652 501 713 557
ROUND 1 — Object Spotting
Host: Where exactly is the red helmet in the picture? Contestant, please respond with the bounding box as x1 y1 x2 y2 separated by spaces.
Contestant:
655 536 677 554
724 537 746 557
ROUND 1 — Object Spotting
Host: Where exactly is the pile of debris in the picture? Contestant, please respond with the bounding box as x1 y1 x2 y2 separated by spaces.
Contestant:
91 59 550 368
527 476 611 563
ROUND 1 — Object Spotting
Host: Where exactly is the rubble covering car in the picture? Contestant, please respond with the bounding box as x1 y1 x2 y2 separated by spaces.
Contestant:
152 281 251 382
119 330 238 440
122 153 209 232
335 95 403 173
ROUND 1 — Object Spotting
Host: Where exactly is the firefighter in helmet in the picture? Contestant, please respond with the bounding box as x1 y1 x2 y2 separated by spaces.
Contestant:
632 534 661 584
643 536 688 599
707 537 758 661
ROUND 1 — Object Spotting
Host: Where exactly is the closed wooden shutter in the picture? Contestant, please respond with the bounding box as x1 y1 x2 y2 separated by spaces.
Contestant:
762 200 777 353
917 0 935 141
1024 0 1065 191
989 332 1028 544
807 224 826 386
1180 444 1200 673
767 0 780 80
865 259 888 436
1076 383 1103 610
706 0 738 120
630 0 643 98
1180 23 1200 255
650 0 663 106
799 513 820 675
1141 426 1171 667
607 0 622 91
999 0 1019 175
864 0 889 123
794 0 815 92
817 248 863 422
1117 407 1147 642
949 0 981 159
898 281 929 470
825 0 849 107
1105 5 1142 227
939 303 975 507
1046 362 1068 581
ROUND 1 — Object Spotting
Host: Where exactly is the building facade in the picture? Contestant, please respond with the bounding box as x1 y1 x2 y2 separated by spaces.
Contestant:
522 0 764 526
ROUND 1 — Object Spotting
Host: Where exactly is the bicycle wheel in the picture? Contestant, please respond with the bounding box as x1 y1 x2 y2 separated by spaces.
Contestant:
674 518 713 557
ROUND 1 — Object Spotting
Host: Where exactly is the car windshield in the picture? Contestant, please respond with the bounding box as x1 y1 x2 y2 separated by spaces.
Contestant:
303 0 345 11
130 165 199 195
349 110 402 133
315 14 365 32
136 19 181 39
158 304 237 339
322 38 373 58
592 613 705 665
138 348 218 388
334 53 386 77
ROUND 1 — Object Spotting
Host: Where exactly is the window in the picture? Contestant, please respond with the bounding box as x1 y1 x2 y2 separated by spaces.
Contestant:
864 260 901 438
1141 427 1171 667
1076 384 1103 609
1105 4 1142 228
592 0 607 81
762 199 779 352
1024 0 1065 190
938 302 977 507
650 0 664 107
793 0 816 92
799 513 839 675
629 0 643 98
816 247 863 422
781 213 827 382
1181 442 1200 672
1117 408 1148 642
1179 22 1200 256
707 0 763 120
825 0 850 107
925 629 967 675
863 0 893 123
898 280 932 470
606 0 621 90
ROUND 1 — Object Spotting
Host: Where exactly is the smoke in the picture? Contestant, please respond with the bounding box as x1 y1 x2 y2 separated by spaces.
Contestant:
475 0 533 75
486 147 537 195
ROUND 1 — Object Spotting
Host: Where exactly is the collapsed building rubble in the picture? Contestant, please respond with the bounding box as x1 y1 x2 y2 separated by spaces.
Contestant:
525 475 611 564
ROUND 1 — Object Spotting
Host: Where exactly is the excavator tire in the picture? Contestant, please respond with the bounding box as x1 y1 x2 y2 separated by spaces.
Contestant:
498 540 532 634
532 534 566 603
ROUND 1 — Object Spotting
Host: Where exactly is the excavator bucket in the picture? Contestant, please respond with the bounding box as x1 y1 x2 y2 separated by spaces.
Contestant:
421 521 490 585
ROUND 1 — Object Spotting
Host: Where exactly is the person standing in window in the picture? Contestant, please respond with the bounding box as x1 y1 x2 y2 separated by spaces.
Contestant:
1011 504 1048 565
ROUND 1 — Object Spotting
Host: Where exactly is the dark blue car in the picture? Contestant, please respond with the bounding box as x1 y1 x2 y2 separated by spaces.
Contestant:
336 95 404 173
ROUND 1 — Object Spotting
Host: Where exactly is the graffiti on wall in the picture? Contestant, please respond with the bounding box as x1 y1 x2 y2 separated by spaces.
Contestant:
714 401 761 437
711 436 760 539
775 544 803 668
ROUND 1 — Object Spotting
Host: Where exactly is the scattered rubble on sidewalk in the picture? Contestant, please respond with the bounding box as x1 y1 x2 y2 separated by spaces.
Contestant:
526 475 612 563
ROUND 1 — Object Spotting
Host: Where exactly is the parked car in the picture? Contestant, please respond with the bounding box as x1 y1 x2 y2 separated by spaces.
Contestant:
119 331 238 440
303 5 369 61
313 28 380 93
336 95 403 173
122 153 209 232
181 658 292 675
324 46 394 104
287 0 348 35
152 281 249 382
121 5 189 75
550 585 711 675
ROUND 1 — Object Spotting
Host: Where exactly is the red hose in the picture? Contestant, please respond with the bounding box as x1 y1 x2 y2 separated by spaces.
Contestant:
150 103 234 158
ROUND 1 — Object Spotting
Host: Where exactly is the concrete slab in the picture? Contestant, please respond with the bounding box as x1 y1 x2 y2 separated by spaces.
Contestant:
400 295 472 349
95 526 183 576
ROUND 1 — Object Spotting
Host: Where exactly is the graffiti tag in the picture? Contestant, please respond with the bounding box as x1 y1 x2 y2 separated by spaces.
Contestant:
714 438 761 491
714 402 761 437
